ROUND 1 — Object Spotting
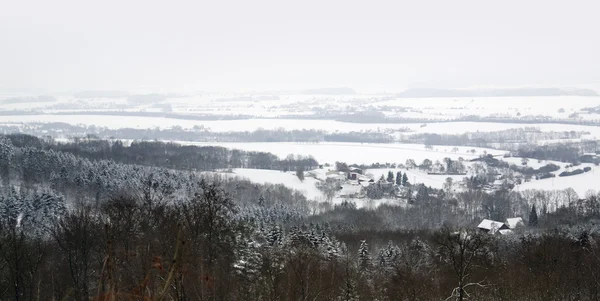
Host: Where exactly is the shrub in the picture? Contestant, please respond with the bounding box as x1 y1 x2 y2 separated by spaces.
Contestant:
559 169 584 177
538 173 556 179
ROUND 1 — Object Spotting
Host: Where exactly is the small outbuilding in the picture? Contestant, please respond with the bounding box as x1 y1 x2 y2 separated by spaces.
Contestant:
506 217 525 229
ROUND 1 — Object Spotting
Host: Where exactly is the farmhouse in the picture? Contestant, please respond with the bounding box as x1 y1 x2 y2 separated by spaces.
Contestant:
326 171 347 181
349 167 363 174
347 167 363 180
477 219 510 234
358 175 373 182
339 183 363 198
347 172 359 180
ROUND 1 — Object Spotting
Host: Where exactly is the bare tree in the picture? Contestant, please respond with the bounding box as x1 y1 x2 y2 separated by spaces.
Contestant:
435 227 494 301
51 205 101 301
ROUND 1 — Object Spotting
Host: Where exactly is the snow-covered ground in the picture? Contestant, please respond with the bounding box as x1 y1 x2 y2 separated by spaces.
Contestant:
410 122 600 138
515 164 599 196
227 168 326 202
0 114 411 131
3 114 600 141
371 96 600 120
179 142 504 165
3 94 600 119
501 157 565 169
495 156 599 196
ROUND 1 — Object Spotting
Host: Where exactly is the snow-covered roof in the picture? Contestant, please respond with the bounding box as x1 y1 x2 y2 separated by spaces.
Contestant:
326 173 346 180
359 181 371 187
477 219 509 233
506 217 524 229
499 229 513 235
339 184 362 196
357 175 371 182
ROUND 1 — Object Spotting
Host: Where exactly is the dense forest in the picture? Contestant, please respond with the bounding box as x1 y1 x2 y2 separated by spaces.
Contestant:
2 133 318 172
1 134 600 300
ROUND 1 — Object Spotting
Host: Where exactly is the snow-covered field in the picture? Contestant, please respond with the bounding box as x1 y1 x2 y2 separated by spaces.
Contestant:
0 115 208 130
3 92 600 137
226 168 326 202
410 122 600 138
489 156 599 195
501 157 563 169
372 96 600 120
3 114 600 141
496 156 599 196
516 165 599 196
178 141 504 165
3 94 600 119
0 115 414 132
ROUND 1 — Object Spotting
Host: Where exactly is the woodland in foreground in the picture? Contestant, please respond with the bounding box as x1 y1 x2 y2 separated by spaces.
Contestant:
1 134 600 301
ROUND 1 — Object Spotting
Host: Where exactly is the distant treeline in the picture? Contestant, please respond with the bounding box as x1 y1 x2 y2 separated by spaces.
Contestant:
409 128 590 148
328 115 600 126
582 105 600 114
0 123 396 144
2 109 600 126
0 95 56 104
515 143 600 164
3 122 595 148
2 134 319 172
0 110 253 120
101 128 394 144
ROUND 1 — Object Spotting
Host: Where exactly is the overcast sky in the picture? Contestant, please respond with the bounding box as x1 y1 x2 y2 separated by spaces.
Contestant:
1 0 599 94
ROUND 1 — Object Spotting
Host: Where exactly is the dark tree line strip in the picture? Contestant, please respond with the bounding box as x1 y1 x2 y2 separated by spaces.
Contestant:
2 134 319 172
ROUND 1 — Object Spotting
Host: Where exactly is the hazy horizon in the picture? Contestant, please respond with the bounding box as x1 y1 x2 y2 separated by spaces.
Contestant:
2 0 600 94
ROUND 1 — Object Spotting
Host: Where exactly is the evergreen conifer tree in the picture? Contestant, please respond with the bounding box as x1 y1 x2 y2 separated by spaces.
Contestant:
529 204 538 227
387 171 394 183
358 240 371 271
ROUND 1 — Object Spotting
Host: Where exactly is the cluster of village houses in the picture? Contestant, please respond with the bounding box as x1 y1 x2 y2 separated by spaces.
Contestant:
325 167 404 199
321 167 526 234
324 166 512 200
